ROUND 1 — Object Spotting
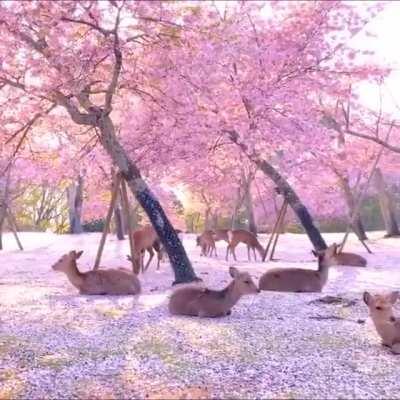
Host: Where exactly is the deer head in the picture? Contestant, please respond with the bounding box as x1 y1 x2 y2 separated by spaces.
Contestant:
363 291 399 320
229 266 260 295
52 250 83 272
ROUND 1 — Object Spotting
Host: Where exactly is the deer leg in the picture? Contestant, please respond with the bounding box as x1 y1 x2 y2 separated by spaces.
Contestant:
144 248 154 271
232 245 238 261
247 246 251 261
226 245 230 261
253 248 257 261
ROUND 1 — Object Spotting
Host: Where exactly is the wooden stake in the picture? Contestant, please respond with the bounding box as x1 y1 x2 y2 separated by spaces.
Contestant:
6 208 23 250
339 146 386 253
120 177 137 274
93 173 121 270
262 199 287 262
269 200 288 261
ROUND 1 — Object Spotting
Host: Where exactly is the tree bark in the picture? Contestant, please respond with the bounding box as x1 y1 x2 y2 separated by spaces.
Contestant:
67 175 84 234
337 175 368 241
231 186 244 230
256 160 326 250
114 202 125 240
244 178 257 235
204 207 211 230
374 168 400 237
97 115 198 284
0 170 11 250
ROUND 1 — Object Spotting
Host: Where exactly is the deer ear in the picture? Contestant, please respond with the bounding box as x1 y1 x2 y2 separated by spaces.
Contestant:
389 291 399 304
229 266 239 278
363 291 372 305
75 250 84 259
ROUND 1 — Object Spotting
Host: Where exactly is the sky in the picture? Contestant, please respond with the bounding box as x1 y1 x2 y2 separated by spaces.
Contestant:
352 1 400 115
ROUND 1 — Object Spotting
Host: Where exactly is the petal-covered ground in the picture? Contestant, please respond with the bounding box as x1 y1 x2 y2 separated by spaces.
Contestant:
0 231 399 399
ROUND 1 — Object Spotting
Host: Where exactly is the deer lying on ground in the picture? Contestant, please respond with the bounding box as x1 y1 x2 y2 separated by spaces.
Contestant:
226 229 264 261
312 243 367 267
169 266 259 317
258 243 337 292
212 229 230 243
196 230 217 257
52 250 141 295
363 291 400 354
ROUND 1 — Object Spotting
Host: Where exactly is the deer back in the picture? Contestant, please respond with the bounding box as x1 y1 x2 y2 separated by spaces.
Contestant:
335 252 367 267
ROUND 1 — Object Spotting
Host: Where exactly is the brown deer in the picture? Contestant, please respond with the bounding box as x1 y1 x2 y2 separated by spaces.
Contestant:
312 243 367 267
168 266 259 317
226 229 264 261
52 250 141 295
258 243 337 292
363 291 400 354
212 229 230 243
196 230 217 257
131 225 160 272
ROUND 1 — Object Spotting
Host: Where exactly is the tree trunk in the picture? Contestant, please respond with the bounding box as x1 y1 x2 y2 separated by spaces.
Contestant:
337 175 368 241
212 212 219 229
374 168 400 237
97 115 198 284
0 170 11 250
114 203 125 240
67 175 84 234
231 187 244 230
204 207 211 230
244 179 257 235
256 159 327 250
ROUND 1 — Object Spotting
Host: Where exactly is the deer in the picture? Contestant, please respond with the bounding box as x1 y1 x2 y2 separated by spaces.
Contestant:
130 225 160 272
128 228 183 271
226 229 264 261
212 229 230 243
258 243 338 292
52 250 141 295
312 242 367 267
363 291 400 354
196 230 217 257
168 266 259 317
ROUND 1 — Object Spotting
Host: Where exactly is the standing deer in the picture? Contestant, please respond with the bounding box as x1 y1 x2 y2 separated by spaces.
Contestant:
129 228 183 271
363 291 400 354
169 266 259 317
196 230 217 257
226 229 264 261
130 225 160 272
52 250 141 295
212 229 230 243
312 243 367 267
258 243 337 292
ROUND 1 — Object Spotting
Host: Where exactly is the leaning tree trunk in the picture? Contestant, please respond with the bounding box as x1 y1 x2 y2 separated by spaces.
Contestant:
244 179 257 235
374 168 400 237
337 176 368 241
98 115 197 284
67 175 84 234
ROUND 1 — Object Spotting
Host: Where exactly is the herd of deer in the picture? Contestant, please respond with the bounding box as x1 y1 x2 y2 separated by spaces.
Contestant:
51 226 399 354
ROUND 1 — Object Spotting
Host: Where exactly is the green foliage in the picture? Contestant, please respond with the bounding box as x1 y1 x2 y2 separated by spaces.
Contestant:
82 219 105 232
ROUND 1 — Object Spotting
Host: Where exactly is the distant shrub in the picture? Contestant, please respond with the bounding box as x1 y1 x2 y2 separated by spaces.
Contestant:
82 219 105 232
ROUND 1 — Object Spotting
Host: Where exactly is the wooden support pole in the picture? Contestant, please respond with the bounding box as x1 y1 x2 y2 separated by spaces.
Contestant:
339 144 386 253
120 177 137 274
269 200 288 261
6 208 23 250
94 173 121 270
262 199 287 262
